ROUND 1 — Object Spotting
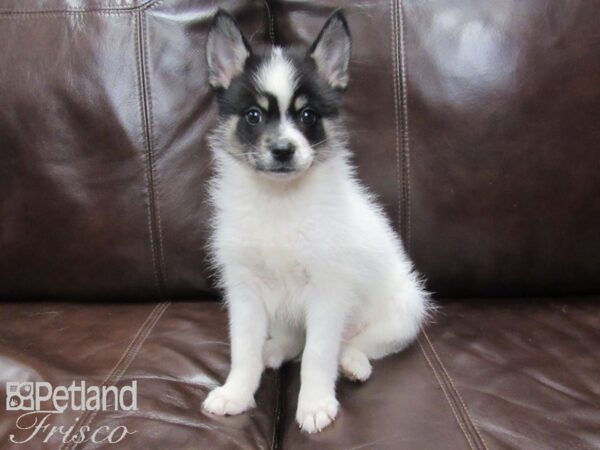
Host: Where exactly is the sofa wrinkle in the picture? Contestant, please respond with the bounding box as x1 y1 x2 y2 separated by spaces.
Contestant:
104 409 218 430
520 368 600 408
471 386 549 414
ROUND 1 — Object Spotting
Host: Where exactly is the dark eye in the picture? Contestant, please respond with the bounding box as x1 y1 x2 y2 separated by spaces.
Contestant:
245 108 262 125
300 108 317 125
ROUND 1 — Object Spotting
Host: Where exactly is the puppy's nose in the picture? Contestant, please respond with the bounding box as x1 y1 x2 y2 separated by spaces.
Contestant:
271 141 296 162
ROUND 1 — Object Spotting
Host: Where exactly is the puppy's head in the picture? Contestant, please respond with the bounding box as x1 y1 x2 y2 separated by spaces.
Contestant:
207 10 351 178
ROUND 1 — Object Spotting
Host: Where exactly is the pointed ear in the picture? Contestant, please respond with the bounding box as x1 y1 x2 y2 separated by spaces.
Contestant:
206 10 251 89
308 10 351 89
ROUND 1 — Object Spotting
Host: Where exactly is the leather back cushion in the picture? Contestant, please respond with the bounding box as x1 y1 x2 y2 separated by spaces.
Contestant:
274 0 600 297
0 0 267 300
1 0 599 299
406 0 600 296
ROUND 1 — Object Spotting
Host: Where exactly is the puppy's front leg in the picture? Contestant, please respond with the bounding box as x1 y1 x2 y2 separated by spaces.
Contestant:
296 287 347 433
203 280 267 416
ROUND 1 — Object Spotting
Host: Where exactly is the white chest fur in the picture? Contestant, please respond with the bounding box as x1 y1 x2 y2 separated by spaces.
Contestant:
209 152 403 324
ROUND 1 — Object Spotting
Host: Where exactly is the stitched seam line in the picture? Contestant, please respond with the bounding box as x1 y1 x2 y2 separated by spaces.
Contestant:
264 0 275 44
418 336 476 450
136 8 169 298
140 7 170 297
390 0 403 238
134 10 161 297
270 371 282 450
420 332 486 450
0 0 160 16
144 0 164 11
423 330 490 450
398 0 412 251
60 302 170 450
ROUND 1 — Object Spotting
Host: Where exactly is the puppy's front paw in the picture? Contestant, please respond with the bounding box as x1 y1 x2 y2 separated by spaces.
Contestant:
340 347 372 382
202 385 255 416
296 395 339 433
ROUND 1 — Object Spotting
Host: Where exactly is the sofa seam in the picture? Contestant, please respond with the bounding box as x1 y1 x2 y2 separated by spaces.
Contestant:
398 0 412 252
140 7 170 298
144 0 164 11
418 335 476 450
270 371 282 450
264 0 275 44
422 330 490 450
389 0 402 241
59 302 171 450
265 7 281 445
133 11 162 298
0 10 132 18
0 0 160 16
136 7 170 298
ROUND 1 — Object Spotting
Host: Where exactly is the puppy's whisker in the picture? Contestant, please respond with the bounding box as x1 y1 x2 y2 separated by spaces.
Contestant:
312 138 331 147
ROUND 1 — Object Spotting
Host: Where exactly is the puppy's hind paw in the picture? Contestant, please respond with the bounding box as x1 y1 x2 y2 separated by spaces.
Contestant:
202 386 255 416
263 339 285 369
340 347 372 382
296 395 339 433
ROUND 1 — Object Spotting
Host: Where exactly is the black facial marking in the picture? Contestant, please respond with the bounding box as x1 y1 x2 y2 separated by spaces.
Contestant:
290 48 345 117
263 93 280 121
280 49 343 147
215 53 263 116
212 45 345 154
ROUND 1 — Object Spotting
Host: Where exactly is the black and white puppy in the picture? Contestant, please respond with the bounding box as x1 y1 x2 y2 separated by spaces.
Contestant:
203 9 430 433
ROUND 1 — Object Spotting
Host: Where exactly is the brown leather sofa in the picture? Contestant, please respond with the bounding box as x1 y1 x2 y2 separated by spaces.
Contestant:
1 1 599 449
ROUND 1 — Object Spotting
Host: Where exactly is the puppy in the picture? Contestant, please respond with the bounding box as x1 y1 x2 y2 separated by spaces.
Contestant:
202 9 430 433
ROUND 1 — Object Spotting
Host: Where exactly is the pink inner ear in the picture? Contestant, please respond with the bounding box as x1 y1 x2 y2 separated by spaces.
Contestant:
216 62 235 88
312 33 350 88
209 30 249 88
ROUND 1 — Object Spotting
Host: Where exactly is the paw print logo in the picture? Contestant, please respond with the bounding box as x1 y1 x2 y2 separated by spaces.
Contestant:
6 382 34 411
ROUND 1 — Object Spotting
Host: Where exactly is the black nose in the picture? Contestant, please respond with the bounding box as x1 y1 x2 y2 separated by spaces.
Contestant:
271 142 296 162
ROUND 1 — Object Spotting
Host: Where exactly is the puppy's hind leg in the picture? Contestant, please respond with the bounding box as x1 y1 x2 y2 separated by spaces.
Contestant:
263 322 304 369
340 345 373 382
341 277 430 382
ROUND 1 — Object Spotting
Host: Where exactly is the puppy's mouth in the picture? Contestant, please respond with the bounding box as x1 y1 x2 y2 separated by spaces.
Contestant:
255 161 304 175
259 166 299 179
268 167 296 173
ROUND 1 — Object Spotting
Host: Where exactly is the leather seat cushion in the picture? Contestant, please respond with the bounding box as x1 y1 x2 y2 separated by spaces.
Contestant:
1 298 598 449
279 298 600 449
0 301 279 450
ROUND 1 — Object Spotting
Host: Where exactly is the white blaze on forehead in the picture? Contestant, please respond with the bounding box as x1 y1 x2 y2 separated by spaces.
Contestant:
254 47 297 113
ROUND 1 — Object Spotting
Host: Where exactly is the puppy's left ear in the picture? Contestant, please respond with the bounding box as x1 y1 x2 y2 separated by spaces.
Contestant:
206 10 251 89
308 10 351 89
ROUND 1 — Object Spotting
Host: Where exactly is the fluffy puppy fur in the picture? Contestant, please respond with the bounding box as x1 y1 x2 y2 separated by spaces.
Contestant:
202 9 431 433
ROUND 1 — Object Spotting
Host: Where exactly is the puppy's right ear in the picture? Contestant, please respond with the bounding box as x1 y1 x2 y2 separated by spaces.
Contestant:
206 10 251 89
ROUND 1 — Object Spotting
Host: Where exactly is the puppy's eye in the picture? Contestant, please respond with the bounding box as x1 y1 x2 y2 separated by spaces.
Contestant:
245 108 262 125
299 108 317 126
